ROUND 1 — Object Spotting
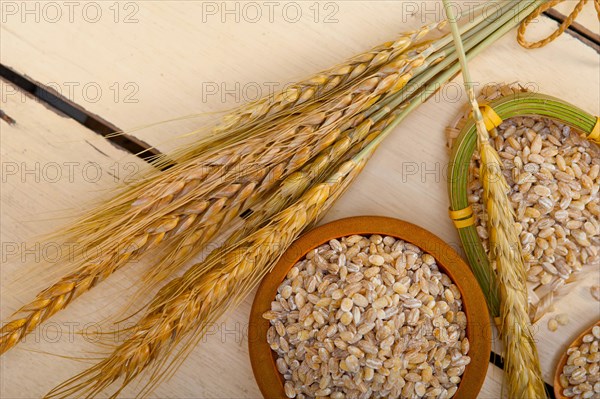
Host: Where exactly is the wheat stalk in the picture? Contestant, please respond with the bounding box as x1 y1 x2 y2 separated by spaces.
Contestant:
78 46 430 245
58 23 441 240
139 0 528 287
0 62 413 353
101 17 478 222
0 111 392 351
135 114 397 296
442 1 547 397
147 113 398 281
45 51 460 397
0 2 518 354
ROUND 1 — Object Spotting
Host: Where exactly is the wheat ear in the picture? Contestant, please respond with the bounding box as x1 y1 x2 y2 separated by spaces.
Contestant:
0 61 409 354
480 143 547 398
45 52 456 397
74 44 429 246
128 45 433 264
212 23 440 134
0 2 511 354
442 1 547 397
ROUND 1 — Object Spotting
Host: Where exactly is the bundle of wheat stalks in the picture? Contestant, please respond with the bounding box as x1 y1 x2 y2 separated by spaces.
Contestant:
1 1 546 397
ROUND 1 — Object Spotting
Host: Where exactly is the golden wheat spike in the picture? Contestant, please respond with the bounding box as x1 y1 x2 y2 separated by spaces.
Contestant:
480 143 547 398
212 22 438 134
442 1 547 397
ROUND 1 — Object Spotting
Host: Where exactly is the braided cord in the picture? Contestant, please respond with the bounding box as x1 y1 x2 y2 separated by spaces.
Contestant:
517 0 599 49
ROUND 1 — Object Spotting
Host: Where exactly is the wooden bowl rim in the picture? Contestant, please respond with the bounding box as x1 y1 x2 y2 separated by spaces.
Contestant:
554 320 600 399
248 215 491 399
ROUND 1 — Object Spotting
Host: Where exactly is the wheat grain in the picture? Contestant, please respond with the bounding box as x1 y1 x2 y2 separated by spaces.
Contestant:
592 285 600 301
556 313 569 326
548 318 559 332
558 328 600 398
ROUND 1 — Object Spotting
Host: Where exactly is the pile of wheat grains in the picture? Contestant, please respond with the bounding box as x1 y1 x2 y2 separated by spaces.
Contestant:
263 234 470 399
558 325 600 398
467 116 599 317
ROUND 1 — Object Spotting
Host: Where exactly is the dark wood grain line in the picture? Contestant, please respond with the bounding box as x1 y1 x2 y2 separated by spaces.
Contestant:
543 9 600 53
0 63 163 164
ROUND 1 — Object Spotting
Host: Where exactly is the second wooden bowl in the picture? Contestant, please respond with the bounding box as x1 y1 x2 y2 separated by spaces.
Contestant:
248 216 491 399
554 320 600 399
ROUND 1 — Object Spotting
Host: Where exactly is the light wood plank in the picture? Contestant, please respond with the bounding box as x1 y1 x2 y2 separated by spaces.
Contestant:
0 1 499 153
479 364 507 399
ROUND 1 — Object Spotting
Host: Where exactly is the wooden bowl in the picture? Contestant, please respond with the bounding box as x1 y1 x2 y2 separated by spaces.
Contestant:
248 216 491 399
554 320 600 399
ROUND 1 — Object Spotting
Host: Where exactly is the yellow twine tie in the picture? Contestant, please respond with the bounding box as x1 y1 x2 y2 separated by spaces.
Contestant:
518 0 600 49
469 105 503 132
587 117 600 144
449 206 476 229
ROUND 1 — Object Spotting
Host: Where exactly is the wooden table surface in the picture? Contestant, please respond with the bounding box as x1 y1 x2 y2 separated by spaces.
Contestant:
1 1 599 398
